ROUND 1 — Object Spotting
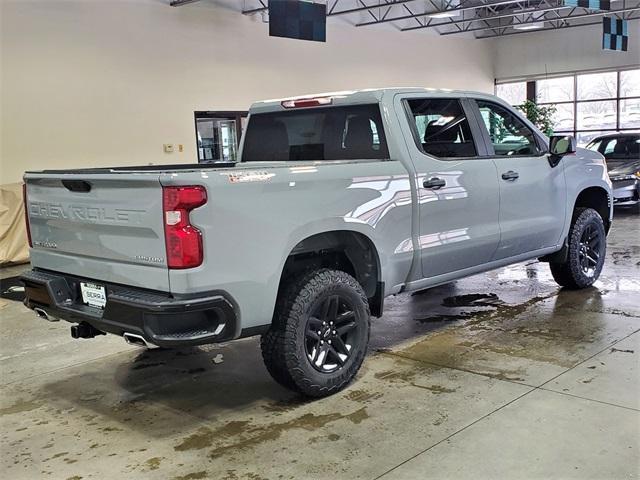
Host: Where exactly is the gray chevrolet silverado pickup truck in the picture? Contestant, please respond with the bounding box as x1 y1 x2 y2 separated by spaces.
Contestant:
21 88 613 397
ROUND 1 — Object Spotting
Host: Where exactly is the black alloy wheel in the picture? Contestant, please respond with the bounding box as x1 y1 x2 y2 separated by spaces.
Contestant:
305 294 360 373
577 223 603 278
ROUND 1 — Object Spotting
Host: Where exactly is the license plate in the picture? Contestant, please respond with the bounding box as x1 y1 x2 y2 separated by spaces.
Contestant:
80 282 107 309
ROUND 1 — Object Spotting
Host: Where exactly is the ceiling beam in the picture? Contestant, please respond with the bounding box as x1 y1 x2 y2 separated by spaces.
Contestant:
477 9 640 37
400 3 571 31
357 0 546 27
439 4 640 35
242 0 419 16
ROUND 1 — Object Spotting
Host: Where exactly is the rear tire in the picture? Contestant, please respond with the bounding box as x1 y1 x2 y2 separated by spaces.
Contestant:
549 207 606 289
260 269 370 397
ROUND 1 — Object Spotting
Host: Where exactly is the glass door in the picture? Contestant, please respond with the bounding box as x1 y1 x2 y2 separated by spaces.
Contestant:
194 111 247 163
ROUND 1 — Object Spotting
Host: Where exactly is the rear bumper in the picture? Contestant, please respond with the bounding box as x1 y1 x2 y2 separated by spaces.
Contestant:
20 269 238 347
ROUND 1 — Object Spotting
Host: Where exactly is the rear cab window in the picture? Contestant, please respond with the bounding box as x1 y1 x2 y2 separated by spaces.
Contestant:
241 104 389 162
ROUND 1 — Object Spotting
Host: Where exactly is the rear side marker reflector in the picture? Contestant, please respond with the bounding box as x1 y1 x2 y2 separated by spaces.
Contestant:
281 97 332 109
162 185 207 269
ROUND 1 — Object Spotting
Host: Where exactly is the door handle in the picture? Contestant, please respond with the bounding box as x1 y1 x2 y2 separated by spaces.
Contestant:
501 171 519 181
423 177 446 189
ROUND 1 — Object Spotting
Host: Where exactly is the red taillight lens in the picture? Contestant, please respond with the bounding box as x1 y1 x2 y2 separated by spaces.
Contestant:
163 185 208 211
162 186 207 269
22 183 33 248
281 97 332 109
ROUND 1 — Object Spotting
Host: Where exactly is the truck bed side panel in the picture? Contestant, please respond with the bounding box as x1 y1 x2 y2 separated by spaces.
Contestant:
161 160 415 334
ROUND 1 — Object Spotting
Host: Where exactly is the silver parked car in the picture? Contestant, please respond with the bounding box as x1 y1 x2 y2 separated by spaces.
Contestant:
586 132 640 213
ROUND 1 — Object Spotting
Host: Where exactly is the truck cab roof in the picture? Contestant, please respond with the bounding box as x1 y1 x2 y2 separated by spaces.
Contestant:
249 87 504 114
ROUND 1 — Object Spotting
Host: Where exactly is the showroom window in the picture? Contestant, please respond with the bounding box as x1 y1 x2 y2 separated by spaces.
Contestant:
194 111 247 163
495 82 527 106
536 69 639 145
496 68 640 146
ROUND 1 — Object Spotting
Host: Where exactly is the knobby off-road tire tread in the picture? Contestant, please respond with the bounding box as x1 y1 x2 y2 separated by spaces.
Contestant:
260 328 298 390
260 269 370 397
550 207 606 289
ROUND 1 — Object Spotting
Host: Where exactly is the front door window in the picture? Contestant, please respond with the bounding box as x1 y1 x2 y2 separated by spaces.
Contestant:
476 100 541 156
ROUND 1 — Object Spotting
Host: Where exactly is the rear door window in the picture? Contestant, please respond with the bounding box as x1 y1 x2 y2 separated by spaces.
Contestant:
406 98 478 158
241 104 389 162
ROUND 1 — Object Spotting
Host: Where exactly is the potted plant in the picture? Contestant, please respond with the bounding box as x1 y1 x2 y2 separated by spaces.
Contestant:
517 100 557 136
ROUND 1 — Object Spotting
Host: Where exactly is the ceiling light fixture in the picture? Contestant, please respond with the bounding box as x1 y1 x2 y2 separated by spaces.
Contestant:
428 11 459 18
512 21 545 30
428 0 460 19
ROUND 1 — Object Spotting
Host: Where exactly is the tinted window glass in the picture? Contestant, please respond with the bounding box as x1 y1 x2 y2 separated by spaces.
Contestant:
586 139 602 152
477 100 541 156
601 136 640 159
602 138 618 155
241 104 388 162
407 98 477 158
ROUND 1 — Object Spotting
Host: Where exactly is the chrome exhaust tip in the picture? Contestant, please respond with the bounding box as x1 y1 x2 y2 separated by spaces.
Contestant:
123 332 157 349
34 307 58 322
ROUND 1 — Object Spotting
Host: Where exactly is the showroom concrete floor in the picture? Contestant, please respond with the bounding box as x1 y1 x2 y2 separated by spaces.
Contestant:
1 212 638 480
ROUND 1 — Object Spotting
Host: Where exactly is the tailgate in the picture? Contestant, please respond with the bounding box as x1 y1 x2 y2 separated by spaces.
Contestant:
24 172 170 291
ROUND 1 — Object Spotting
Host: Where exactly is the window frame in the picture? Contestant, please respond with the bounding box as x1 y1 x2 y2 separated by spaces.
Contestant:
496 68 640 146
402 97 489 161
470 99 547 159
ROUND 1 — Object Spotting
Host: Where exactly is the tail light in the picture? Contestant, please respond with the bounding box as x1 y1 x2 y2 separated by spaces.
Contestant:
22 183 33 248
162 185 207 269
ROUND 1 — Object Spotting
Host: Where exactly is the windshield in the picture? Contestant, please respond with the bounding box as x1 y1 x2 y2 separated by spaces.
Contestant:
241 104 389 162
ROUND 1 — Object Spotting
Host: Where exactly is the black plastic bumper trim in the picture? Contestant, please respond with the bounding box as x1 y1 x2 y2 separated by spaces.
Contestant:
20 269 239 347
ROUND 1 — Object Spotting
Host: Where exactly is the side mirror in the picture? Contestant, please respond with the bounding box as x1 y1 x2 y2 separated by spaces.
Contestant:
548 135 576 167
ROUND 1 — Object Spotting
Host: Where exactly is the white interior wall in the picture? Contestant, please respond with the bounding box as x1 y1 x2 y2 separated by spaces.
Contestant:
0 0 495 184
492 21 640 81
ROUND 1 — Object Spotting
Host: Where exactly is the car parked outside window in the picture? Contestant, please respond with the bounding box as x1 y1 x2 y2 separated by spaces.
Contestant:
586 133 640 212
